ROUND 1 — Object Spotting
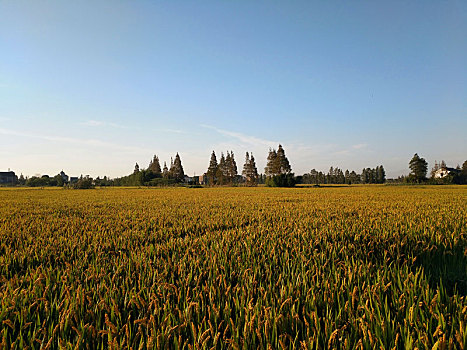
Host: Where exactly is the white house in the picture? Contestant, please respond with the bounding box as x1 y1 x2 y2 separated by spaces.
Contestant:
434 167 460 179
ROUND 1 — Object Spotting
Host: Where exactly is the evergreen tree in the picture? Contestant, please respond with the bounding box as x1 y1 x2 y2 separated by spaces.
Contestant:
134 163 140 174
206 151 218 186
309 169 319 185
265 149 278 176
344 169 350 184
162 162 169 179
376 165 386 183
350 171 359 184
431 161 440 178
337 168 345 184
225 152 232 181
227 151 237 183
461 160 467 184
171 153 185 182
249 153 259 185
217 153 226 185
276 144 291 174
168 157 174 178
265 144 294 187
409 153 428 183
148 155 162 175
242 152 250 179
242 152 259 186
328 166 334 183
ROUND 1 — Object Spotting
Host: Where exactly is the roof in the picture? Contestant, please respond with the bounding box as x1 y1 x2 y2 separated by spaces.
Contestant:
0 171 16 176
437 167 460 172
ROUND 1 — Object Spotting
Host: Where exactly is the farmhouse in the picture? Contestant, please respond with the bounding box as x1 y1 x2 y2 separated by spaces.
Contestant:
198 173 208 185
0 171 17 185
434 167 460 179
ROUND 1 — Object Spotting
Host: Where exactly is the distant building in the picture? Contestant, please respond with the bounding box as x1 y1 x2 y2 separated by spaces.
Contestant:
198 174 208 185
0 171 17 185
434 167 460 179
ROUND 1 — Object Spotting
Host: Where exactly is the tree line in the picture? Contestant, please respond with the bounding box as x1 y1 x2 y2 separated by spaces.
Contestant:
398 153 467 184
8 147 467 188
113 153 185 187
300 165 386 185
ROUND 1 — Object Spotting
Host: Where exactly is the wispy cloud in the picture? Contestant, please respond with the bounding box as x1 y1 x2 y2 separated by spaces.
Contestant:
352 143 367 149
79 120 130 129
160 128 187 134
80 120 188 134
0 127 151 154
331 143 369 156
201 124 276 147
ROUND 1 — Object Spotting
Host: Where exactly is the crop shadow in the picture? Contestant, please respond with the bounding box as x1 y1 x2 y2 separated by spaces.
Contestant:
413 243 467 296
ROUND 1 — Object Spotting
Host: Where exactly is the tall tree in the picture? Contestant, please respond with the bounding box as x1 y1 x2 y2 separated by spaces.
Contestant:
249 153 259 185
206 151 218 186
344 169 350 184
409 153 428 183
264 149 278 176
265 145 294 187
162 162 169 179
148 155 162 175
242 152 250 178
276 144 291 174
134 163 140 174
171 153 185 182
461 160 467 184
242 152 259 186
227 151 237 183
376 165 386 184
217 153 226 185
431 161 440 178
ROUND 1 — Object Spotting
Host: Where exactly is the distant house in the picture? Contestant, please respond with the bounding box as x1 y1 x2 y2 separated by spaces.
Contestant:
434 167 460 179
198 174 208 185
0 171 17 185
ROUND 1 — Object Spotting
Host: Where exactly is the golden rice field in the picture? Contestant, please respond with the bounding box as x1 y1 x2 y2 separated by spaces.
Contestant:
0 186 466 349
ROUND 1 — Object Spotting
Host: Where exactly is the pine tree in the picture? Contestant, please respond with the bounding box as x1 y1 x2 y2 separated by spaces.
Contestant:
217 153 226 185
376 165 386 183
265 145 294 187
276 144 291 174
265 149 278 176
242 152 250 179
409 153 428 183
431 161 440 178
228 151 237 183
248 153 259 186
162 162 169 179
148 155 162 175
134 163 140 174
242 152 259 186
171 153 185 182
225 152 232 181
243 152 258 186
206 151 218 186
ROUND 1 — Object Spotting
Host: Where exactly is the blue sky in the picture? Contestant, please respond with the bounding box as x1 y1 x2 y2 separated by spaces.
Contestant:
1 1 466 178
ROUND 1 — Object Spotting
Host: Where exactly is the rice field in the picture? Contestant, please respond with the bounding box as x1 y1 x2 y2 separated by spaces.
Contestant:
0 186 466 349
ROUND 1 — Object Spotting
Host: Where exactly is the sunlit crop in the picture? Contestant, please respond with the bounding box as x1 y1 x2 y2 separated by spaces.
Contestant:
0 186 466 348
